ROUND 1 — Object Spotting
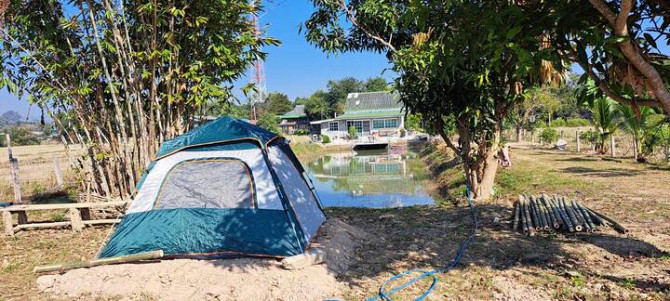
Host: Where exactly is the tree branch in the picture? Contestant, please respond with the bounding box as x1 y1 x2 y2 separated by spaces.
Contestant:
588 0 617 26
569 49 661 109
339 0 397 53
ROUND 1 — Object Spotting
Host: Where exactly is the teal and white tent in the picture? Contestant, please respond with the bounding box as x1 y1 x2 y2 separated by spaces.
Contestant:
99 116 326 258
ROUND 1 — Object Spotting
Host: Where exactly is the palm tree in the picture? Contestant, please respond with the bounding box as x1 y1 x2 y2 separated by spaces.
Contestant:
590 97 619 154
617 104 657 161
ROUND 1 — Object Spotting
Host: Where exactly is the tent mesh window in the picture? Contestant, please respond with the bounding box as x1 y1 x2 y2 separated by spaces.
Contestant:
155 159 254 209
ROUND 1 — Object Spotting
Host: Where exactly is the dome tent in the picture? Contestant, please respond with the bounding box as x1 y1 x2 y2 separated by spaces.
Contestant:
99 116 326 258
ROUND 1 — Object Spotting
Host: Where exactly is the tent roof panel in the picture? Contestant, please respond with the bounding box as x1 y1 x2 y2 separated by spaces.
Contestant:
156 116 279 158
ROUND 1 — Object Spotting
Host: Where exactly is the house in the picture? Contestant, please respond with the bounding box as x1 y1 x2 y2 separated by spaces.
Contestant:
279 105 310 134
311 91 405 141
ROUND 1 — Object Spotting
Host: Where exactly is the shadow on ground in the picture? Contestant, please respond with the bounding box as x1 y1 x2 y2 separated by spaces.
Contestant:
560 166 642 177
324 204 669 298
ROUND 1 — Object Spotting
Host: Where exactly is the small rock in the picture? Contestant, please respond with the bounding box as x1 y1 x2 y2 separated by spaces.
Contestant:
379 214 396 220
1 258 9 269
408 244 419 251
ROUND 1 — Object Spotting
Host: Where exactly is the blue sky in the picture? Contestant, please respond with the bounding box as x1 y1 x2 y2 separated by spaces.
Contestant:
2 2 668 120
0 1 394 120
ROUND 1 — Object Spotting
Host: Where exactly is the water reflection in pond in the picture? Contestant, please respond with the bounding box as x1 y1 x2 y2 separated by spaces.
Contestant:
305 149 436 208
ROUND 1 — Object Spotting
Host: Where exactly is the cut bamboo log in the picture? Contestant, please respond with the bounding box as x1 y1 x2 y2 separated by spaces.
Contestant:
575 202 596 232
529 196 542 231
522 197 535 236
34 250 164 274
513 198 521 232
585 206 628 234
584 207 607 226
543 195 561 229
556 198 575 232
563 198 583 232
538 197 553 231
548 197 564 228
572 200 592 232
521 201 529 235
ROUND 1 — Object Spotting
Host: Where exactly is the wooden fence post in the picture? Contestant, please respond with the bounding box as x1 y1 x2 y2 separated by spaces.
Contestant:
610 135 616 157
6 134 22 204
576 130 581 152
53 159 63 189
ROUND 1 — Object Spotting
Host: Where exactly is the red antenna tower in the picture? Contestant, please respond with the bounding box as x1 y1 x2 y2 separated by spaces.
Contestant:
249 1 266 121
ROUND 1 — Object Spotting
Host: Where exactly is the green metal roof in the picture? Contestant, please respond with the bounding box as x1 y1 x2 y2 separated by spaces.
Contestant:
337 110 403 119
280 105 308 119
336 91 404 119
344 91 402 111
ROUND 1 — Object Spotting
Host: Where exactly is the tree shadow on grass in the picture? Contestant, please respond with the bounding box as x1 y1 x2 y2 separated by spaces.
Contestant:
560 166 642 177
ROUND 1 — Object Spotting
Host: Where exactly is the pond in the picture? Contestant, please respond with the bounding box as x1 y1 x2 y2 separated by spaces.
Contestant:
304 148 436 208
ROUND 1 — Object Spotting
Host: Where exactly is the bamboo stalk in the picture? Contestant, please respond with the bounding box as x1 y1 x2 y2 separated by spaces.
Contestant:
34 250 164 274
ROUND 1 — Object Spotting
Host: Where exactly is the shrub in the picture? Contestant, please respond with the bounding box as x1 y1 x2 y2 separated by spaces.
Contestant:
321 135 331 144
551 119 566 127
579 129 599 144
540 128 559 144
566 118 590 127
295 129 310 135
348 126 358 139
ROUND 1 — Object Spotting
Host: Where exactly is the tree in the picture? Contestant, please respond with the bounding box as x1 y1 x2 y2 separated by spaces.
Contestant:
364 77 390 92
0 127 40 146
590 97 620 153
0 0 278 198
512 87 562 141
325 77 364 116
304 1 564 200
256 113 280 134
304 90 329 120
617 104 659 161
1 110 21 125
266 92 293 116
548 0 670 114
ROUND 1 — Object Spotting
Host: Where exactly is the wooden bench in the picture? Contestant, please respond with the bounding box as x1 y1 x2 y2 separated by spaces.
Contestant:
1 201 129 236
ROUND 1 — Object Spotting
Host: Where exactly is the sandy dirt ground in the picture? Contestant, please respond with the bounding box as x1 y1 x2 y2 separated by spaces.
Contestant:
35 218 366 300
2 143 670 300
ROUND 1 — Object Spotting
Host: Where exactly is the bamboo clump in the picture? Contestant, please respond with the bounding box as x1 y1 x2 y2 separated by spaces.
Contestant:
511 195 628 236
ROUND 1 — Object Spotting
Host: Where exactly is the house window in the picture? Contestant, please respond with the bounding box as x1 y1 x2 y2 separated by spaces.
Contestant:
346 121 363 133
328 122 339 131
373 118 398 129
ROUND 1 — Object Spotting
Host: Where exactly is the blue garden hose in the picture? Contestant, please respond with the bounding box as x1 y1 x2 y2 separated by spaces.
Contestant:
366 183 479 301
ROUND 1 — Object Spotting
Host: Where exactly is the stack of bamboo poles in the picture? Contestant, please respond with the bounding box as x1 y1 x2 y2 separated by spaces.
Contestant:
512 194 627 236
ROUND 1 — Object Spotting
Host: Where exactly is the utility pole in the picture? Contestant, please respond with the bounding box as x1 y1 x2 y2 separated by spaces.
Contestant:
248 1 266 121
